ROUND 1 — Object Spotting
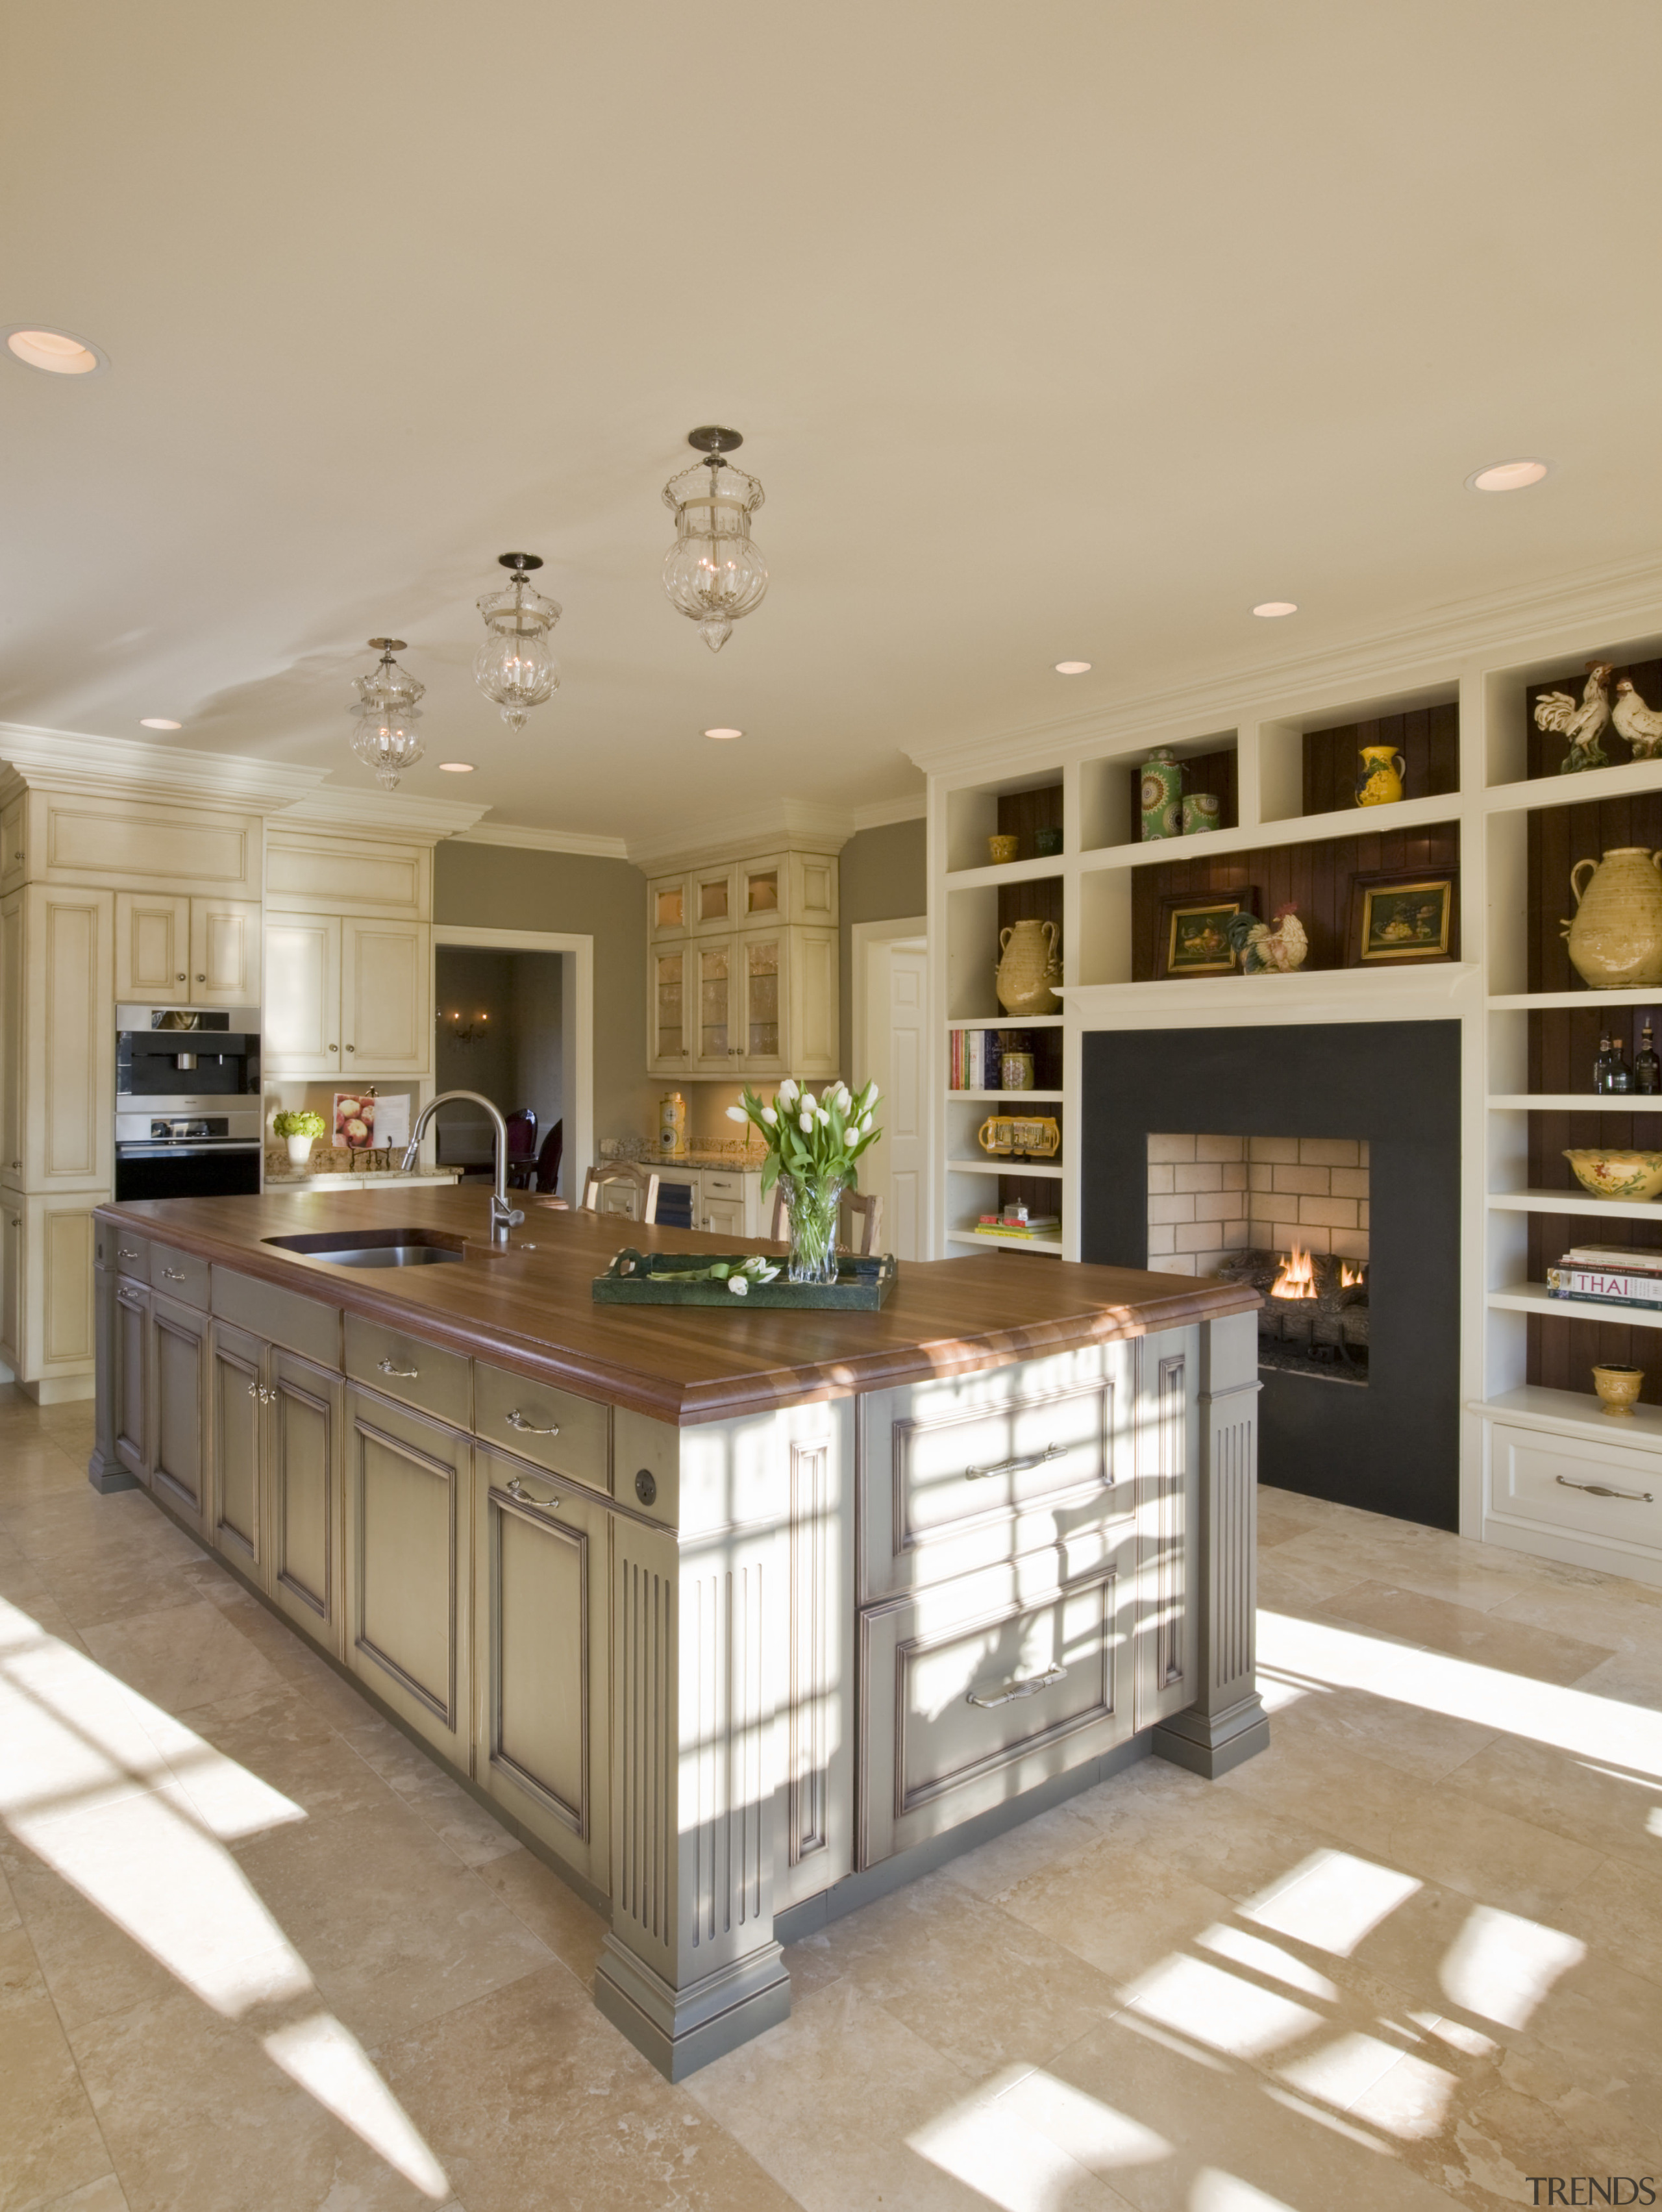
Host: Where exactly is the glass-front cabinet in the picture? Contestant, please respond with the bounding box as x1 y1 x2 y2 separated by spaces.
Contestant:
651 949 688 1067
739 857 782 923
737 935 782 1071
695 941 733 1071
648 875 686 939
691 865 736 936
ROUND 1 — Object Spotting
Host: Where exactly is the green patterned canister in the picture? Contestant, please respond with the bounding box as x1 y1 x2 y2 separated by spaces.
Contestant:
1139 746 1184 841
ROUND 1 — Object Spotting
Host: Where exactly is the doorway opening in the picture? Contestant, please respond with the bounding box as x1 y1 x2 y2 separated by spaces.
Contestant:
853 917 928 1261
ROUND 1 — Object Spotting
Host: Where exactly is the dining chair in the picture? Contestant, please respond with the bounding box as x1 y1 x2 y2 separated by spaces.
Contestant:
580 1160 661 1224
767 1184 882 1254
510 1119 562 1194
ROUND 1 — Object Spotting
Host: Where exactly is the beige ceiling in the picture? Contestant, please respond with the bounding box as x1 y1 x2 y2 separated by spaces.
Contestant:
3 1 1659 844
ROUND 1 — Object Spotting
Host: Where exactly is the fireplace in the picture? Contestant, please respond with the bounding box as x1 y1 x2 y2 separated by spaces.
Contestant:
1145 1135 1371 1384
1084 1023 1459 1530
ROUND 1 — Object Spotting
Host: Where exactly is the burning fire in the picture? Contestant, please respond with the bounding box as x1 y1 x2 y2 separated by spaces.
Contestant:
1271 1245 1316 1300
1340 1260 1366 1289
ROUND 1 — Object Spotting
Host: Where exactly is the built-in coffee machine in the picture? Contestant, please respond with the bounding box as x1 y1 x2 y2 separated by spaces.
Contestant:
115 1004 262 1201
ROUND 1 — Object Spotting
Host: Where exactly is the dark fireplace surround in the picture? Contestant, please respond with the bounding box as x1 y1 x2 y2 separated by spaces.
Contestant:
1082 1021 1460 1530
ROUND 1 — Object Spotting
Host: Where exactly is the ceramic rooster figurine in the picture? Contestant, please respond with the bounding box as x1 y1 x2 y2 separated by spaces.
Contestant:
1228 902 1308 976
1613 678 1662 761
1535 660 1614 773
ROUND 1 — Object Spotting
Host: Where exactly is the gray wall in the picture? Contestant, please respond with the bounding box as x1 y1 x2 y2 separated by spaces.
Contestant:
432 945 563 1166
434 842 656 1143
839 817 927 1073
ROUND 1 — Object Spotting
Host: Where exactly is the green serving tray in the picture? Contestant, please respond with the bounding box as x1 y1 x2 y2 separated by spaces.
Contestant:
593 1249 896 1310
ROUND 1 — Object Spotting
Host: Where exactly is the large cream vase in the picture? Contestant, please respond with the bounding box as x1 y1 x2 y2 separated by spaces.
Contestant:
995 917 1061 1014
1563 847 1662 990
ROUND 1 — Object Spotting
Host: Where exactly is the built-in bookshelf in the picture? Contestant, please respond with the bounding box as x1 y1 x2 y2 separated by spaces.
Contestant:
924 602 1662 1585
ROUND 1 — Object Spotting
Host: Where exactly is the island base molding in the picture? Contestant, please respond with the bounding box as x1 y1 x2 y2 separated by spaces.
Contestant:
593 1936 793 2082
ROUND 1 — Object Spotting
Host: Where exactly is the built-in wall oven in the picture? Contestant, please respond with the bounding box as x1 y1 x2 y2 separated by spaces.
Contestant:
115 1004 262 1202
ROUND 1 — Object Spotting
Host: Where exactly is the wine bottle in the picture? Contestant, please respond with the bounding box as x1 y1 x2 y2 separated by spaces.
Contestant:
1595 1032 1614 1093
1639 1021 1661 1096
1610 1038 1635 1094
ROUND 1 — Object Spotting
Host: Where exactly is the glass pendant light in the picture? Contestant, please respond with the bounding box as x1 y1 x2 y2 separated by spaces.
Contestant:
474 552 561 729
349 638 425 789
662 427 767 652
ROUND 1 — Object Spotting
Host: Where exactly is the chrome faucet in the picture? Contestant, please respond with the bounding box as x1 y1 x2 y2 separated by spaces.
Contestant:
402 1090 525 1250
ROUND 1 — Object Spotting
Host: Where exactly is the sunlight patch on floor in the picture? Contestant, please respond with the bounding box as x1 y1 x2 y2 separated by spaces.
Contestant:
266 2012 453 2198
1438 1904 1585 2031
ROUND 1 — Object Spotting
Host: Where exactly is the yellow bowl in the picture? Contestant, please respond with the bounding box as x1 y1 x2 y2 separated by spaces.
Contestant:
1563 1148 1662 1202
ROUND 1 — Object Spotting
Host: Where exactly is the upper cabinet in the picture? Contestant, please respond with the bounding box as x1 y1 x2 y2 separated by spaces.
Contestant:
645 838 842 1080
116 893 260 1008
262 828 432 1080
4 791 260 899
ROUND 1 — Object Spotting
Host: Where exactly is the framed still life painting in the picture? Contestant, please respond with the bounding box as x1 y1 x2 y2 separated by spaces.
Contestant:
1349 871 1456 963
1158 892 1256 978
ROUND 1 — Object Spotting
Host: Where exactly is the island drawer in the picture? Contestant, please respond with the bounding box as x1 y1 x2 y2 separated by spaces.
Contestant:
858 1556 1131 1868
473 1359 610 1493
213 1268 342 1369
108 1228 149 1283
345 1315 471 1430
859 1347 1124 1601
1490 1423 1662 1557
147 1245 211 1311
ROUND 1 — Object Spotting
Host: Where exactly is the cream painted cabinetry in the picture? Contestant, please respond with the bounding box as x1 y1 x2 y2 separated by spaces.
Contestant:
473 1444 610 1888
264 826 432 1079
115 893 262 1007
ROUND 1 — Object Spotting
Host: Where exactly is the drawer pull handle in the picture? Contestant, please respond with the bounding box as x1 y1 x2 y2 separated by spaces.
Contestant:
161 1267 186 1282
1556 1473 1654 1504
964 1443 1065 1482
118 1246 140 1260
506 1410 560 1437
504 1475 556 1506
118 1287 144 1308
377 1358 419 1379
967 1663 1067 1709
246 1382 271 1404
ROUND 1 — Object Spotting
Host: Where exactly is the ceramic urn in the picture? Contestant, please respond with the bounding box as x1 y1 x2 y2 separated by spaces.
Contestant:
995 917 1061 1014
1563 847 1662 990
1139 747 1184 840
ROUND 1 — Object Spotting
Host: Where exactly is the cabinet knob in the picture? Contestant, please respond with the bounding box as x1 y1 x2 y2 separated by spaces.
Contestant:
175 973 186 983
328 1044 338 1053
345 1043 354 1054
195 974 206 984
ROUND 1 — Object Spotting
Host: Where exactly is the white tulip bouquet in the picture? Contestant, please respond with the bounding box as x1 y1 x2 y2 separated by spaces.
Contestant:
726 1077 883 1282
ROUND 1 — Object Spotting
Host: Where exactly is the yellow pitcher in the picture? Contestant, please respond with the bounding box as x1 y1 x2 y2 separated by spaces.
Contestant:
1356 743 1406 808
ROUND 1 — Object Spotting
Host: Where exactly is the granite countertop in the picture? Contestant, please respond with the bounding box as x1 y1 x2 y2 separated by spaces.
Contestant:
99 1187 1255 1424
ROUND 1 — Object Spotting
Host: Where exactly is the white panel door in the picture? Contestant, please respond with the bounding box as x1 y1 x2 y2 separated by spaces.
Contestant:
115 893 191 1000
264 914 342 1076
885 946 928 1261
190 899 262 1007
341 918 430 1075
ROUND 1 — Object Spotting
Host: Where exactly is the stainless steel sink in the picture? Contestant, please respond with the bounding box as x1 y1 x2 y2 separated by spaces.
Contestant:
262 1228 466 1269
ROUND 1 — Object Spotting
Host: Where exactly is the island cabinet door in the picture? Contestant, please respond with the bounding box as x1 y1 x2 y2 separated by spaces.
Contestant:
113 1277 149 1480
344 1387 471 1765
208 1319 266 1576
857 1552 1136 1870
472 1446 610 1887
147 1290 208 1537
267 1348 345 1658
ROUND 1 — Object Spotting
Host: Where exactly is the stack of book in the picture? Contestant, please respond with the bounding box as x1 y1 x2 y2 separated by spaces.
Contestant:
950 1030 1003 1090
973 1210 1061 1243
1547 1245 1662 1310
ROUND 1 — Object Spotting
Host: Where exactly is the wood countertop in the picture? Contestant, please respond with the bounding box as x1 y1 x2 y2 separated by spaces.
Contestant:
99 1187 1258 1425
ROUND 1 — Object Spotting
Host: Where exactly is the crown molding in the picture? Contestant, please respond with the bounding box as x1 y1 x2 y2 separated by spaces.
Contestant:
450 821 632 860
0 723 330 810
272 786 490 837
626 798 855 873
851 793 927 832
904 550 1662 780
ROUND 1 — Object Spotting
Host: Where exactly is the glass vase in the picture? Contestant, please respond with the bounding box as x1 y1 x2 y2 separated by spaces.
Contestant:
778 1171 845 1286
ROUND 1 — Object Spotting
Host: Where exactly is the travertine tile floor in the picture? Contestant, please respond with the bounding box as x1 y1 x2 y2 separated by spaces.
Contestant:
1 1386 1659 2212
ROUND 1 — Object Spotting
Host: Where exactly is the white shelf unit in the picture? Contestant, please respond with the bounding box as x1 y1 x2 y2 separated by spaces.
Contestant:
924 603 1662 1585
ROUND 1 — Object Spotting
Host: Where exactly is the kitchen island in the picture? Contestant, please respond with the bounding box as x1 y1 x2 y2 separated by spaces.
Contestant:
89 1186 1267 2078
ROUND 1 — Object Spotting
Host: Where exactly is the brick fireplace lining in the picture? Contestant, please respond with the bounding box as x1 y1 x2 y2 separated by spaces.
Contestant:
1147 1134 1371 1278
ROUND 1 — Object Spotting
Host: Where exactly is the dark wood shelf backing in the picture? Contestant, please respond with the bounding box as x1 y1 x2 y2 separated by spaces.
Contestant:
1528 1007 1662 1095
995 782 1063 859
1124 745 1239 836
1129 821 1460 982
1303 704 1458 815
996 871 1063 940
1526 789 1662 993
996 1172 1061 1219
1527 656 1662 780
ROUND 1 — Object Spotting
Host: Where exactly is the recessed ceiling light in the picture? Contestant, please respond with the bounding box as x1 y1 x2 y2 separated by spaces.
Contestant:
1054 661 1091 675
1252 601 1298 618
5 326 106 376
1467 458 1549 493
139 717 181 730
704 727 743 740
438 761 475 773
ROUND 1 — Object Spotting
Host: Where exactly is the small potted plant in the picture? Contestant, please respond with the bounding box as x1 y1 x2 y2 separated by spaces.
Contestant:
727 1078 882 1284
273 1109 327 1173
